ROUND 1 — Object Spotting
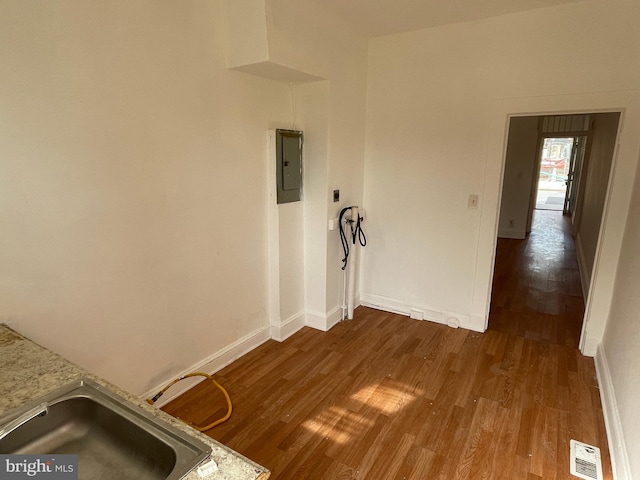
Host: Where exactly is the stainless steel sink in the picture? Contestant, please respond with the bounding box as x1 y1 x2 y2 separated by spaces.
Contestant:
0 378 211 480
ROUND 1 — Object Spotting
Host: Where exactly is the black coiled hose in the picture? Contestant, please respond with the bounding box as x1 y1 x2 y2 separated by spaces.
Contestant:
339 206 367 270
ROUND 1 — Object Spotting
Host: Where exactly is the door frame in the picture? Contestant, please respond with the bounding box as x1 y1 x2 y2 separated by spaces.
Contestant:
471 90 640 357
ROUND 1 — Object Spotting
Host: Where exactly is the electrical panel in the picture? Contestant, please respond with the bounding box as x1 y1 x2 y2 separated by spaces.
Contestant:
276 129 303 204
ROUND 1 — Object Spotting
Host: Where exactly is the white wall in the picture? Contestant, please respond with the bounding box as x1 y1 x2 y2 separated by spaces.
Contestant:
0 0 294 394
362 0 640 333
599 157 640 479
0 0 370 397
222 0 368 332
265 0 369 322
498 117 539 239
295 82 330 321
277 202 305 323
267 81 331 340
574 113 620 288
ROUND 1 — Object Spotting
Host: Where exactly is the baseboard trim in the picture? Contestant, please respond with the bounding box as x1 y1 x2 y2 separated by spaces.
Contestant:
595 343 631 480
359 292 482 332
142 325 271 408
271 311 306 342
325 305 343 330
142 303 348 407
305 305 344 332
305 310 327 331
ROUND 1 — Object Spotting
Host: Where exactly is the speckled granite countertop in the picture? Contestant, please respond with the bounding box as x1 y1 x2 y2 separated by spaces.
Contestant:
0 325 269 480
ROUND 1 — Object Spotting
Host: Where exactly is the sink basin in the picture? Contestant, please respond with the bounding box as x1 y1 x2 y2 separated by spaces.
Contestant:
0 378 211 480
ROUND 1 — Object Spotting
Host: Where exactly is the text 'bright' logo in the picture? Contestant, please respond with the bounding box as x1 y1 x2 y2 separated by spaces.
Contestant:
5 458 53 476
0 455 77 479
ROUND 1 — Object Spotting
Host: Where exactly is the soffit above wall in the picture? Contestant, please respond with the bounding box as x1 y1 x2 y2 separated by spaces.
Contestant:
232 61 324 83
222 0 325 83
295 0 588 38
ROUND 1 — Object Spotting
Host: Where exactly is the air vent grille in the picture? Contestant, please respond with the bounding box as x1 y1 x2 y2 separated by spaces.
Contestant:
570 439 603 480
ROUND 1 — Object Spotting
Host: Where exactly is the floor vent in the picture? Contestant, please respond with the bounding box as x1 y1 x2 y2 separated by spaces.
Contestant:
570 439 603 480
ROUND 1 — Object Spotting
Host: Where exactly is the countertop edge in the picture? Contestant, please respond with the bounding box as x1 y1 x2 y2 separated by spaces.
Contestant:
0 324 270 480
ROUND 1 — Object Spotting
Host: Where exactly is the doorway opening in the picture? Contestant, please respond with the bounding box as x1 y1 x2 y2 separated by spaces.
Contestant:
534 136 589 216
535 137 572 211
490 112 621 347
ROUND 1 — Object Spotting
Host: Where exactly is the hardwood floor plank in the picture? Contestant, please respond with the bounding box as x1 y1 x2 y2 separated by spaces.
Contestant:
392 444 437 480
320 461 356 480
161 214 612 479
364 431 414 480
326 410 389 469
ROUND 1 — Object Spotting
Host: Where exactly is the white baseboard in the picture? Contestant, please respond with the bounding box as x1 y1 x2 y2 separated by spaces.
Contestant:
498 228 526 239
325 305 343 330
143 304 349 408
271 311 306 342
582 336 599 357
142 325 271 408
359 292 483 332
305 309 327 331
305 305 344 332
575 234 591 300
595 344 631 480
470 313 488 331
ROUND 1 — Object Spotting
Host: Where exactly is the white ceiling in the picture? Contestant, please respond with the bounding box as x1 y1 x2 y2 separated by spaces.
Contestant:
312 0 585 37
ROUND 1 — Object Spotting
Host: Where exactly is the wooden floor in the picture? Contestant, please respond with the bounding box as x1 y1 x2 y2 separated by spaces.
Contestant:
489 210 585 348
163 210 611 479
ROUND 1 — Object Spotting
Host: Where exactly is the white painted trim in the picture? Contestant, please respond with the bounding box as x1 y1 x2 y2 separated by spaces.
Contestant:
143 304 347 408
575 233 591 300
266 130 282 329
305 305 344 332
142 325 271 408
577 230 600 357
359 292 481 332
595 344 631 480
305 310 327 331
470 313 487 328
325 305 343 331
582 336 599 358
477 94 640 352
498 228 526 239
271 310 306 342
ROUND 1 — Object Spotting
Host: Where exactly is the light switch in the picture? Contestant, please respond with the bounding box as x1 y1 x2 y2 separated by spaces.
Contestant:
468 194 479 209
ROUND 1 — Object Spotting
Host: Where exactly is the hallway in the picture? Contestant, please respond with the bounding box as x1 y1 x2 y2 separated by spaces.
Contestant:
488 210 584 347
